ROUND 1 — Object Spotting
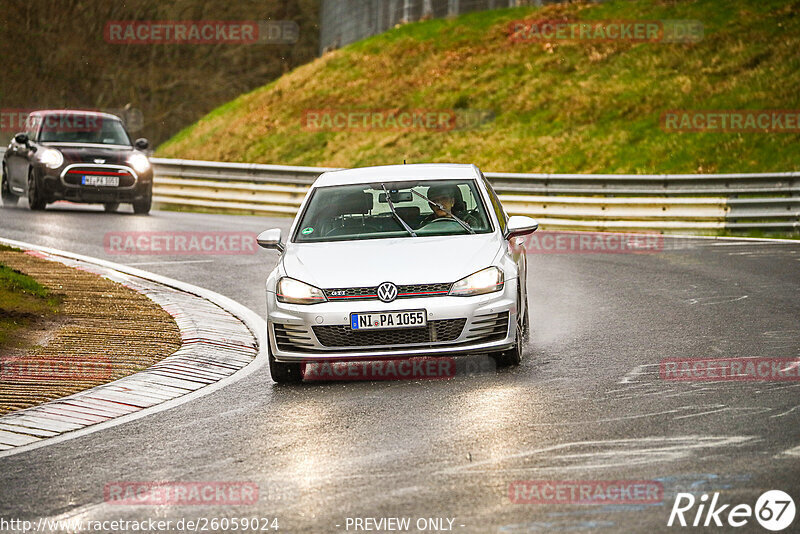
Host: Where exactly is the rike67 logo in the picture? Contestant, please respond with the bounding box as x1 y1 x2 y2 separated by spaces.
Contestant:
668 490 795 531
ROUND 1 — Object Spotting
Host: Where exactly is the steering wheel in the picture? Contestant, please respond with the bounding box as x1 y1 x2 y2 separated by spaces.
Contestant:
418 217 464 231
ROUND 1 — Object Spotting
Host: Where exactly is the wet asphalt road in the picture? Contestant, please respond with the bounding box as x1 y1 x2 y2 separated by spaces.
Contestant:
0 202 799 533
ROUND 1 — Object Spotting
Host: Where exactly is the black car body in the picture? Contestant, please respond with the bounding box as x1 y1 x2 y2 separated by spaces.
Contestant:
1 110 153 213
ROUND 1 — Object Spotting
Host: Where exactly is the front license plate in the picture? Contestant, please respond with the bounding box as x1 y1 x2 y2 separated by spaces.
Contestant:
82 175 119 187
351 310 427 330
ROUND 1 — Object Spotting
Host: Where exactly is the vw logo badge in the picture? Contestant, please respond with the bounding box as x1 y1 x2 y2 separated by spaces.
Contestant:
377 282 398 303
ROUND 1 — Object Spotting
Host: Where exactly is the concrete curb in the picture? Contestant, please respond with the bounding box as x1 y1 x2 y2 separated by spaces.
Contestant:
0 237 267 459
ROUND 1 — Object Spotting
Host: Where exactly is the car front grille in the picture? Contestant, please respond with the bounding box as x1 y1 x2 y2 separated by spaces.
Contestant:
464 311 509 343
323 282 451 301
273 323 315 352
312 319 466 348
62 166 136 187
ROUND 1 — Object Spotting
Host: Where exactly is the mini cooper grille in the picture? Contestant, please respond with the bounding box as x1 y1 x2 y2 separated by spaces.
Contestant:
465 311 509 343
323 283 451 301
63 167 136 187
313 319 466 347
273 323 315 352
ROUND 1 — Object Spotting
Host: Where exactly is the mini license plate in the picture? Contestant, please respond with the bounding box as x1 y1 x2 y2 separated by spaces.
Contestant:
82 175 119 187
350 310 427 330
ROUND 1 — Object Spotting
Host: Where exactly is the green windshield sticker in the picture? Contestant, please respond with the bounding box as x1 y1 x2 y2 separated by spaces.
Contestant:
301 227 314 235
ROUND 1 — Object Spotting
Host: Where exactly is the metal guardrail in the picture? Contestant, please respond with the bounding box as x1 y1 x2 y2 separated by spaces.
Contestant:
150 157 338 186
2 149 797 232
151 157 799 195
150 157 799 233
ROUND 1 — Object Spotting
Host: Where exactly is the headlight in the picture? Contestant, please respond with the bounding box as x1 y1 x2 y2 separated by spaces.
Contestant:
449 267 504 297
39 148 64 169
127 153 151 174
277 277 327 305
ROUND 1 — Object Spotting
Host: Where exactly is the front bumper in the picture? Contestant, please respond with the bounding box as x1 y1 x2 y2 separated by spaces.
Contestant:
40 164 152 203
267 279 519 362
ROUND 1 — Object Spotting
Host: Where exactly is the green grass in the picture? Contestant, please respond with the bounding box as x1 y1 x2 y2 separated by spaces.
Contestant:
0 263 62 347
725 230 800 240
157 0 800 175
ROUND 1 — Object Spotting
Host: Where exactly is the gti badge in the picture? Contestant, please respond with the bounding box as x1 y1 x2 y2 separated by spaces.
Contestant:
377 282 398 303
93 159 106 164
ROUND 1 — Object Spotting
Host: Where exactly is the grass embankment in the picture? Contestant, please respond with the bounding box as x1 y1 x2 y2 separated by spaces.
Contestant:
158 0 800 174
0 245 62 349
0 246 182 414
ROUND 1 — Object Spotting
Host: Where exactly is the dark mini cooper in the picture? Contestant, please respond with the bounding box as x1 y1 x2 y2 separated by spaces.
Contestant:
1 110 153 213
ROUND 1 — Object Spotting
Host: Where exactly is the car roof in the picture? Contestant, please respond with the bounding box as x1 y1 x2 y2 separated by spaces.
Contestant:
29 109 122 121
313 163 481 187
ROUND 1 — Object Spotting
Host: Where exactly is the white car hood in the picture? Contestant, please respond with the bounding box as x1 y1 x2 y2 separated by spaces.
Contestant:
282 234 501 288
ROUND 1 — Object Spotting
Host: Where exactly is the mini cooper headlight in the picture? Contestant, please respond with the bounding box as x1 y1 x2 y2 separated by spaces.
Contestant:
449 267 504 297
277 277 327 305
39 148 64 169
127 153 151 174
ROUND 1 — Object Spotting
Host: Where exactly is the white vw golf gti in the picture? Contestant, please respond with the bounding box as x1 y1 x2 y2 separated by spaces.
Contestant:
257 163 538 383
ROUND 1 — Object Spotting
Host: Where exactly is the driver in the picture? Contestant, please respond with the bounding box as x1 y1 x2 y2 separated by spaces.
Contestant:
419 184 479 228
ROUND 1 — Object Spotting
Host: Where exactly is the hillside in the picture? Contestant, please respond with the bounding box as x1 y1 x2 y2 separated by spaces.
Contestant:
158 0 800 174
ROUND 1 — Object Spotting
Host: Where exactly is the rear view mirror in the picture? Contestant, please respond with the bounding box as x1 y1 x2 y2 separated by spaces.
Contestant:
257 228 284 252
14 133 29 145
378 191 413 203
134 138 149 150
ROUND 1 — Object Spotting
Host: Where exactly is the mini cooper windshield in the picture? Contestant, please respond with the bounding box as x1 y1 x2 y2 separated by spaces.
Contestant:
37 114 132 146
293 179 493 242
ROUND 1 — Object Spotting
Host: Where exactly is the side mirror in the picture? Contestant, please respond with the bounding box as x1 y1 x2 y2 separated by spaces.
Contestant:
134 138 149 150
14 133 29 145
505 216 539 239
257 228 284 252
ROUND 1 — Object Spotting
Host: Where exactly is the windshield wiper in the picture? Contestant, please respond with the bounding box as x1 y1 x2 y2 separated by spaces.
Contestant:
381 183 417 237
410 189 475 234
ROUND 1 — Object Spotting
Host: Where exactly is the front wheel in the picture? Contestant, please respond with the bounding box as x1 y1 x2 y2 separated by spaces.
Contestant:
490 307 524 369
27 171 46 211
1 165 18 206
132 194 151 215
268 342 304 384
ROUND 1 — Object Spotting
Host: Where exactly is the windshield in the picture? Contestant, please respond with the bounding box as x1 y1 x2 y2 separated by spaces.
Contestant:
37 114 131 145
293 179 493 242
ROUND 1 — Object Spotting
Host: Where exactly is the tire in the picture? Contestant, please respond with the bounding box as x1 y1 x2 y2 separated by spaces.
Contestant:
132 194 151 215
522 295 530 343
27 170 46 211
268 339 304 384
104 202 120 213
1 165 18 206
490 301 524 369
